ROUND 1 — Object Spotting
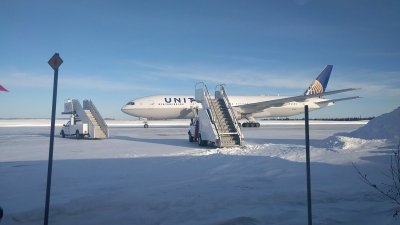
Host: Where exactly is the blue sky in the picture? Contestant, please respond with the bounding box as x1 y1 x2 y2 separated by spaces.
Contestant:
0 0 399 119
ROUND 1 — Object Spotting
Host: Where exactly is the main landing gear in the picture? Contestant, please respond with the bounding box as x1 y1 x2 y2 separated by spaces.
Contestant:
142 118 149 128
240 122 260 127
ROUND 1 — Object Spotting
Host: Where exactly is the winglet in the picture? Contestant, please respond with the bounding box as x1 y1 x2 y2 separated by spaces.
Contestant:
304 65 333 95
0 85 8 92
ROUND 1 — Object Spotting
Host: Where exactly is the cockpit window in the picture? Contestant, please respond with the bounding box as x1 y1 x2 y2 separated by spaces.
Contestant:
127 101 135 105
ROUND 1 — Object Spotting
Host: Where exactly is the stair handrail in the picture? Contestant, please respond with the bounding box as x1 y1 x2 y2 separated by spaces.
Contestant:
71 99 89 124
205 86 228 142
88 100 108 136
195 82 224 140
217 85 243 139
83 100 108 137
90 100 108 137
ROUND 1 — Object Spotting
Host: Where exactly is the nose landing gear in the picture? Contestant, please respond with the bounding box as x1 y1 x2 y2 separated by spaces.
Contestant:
142 118 149 128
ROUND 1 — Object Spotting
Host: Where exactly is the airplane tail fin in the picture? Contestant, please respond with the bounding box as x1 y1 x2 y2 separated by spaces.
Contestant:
304 65 333 95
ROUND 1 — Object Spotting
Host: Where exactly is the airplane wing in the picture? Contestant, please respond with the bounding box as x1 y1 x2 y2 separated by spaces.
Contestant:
237 88 359 114
315 96 361 105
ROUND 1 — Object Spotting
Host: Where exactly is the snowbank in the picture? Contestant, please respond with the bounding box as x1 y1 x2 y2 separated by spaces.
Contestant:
348 106 400 141
323 135 387 150
321 106 400 149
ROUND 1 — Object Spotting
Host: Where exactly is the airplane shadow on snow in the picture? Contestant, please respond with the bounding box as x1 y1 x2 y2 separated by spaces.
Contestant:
110 135 196 148
245 137 329 147
111 135 324 149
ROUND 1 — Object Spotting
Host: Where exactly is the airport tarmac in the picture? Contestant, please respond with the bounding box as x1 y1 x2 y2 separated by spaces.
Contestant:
0 121 366 161
0 120 396 225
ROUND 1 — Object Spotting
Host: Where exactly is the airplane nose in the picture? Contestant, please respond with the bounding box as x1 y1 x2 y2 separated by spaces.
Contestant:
121 105 128 114
121 101 137 116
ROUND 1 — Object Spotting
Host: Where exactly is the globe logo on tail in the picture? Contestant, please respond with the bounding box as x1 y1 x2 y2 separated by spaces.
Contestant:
305 80 324 95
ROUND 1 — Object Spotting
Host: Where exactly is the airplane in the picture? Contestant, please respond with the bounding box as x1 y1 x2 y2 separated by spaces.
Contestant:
121 65 359 128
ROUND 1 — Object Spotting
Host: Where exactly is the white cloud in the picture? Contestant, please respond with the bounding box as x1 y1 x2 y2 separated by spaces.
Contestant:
2 63 399 98
127 60 313 89
332 70 400 97
2 72 53 88
126 60 400 97
0 71 167 92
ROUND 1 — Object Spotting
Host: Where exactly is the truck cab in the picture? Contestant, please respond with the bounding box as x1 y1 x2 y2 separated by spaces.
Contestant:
188 110 219 146
60 115 89 139
188 117 199 143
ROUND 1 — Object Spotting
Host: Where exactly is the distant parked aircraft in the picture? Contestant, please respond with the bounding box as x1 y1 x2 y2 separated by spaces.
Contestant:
122 65 359 127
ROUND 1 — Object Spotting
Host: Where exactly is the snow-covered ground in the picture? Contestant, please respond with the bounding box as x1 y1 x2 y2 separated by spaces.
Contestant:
0 119 399 225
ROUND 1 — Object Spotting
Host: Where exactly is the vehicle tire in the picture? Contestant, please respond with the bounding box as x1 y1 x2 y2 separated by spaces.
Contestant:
256 123 260 127
198 136 208 146
144 124 149 128
75 130 81 139
60 130 65 138
198 135 204 146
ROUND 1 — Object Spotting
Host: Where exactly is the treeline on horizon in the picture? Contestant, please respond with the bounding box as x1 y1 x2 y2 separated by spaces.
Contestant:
1 117 376 121
262 117 375 121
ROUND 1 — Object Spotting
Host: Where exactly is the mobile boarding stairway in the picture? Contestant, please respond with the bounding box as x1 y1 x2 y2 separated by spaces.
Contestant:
61 99 108 139
190 83 243 147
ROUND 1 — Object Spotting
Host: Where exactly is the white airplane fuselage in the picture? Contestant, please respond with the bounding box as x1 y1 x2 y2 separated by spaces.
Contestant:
121 95 333 120
121 66 359 123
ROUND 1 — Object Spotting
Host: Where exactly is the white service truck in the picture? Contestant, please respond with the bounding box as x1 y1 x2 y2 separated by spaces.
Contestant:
188 83 243 148
60 115 89 139
60 99 109 139
188 109 219 146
